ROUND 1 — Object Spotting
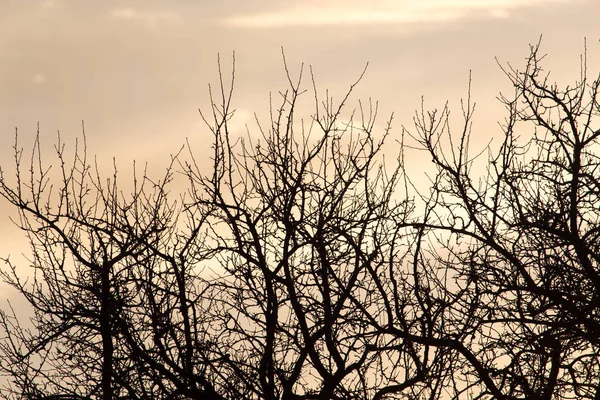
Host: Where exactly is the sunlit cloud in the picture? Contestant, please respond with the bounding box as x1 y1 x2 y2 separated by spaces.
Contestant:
223 0 577 28
111 8 184 27
196 108 255 134
40 0 57 8
33 73 46 84
37 0 65 14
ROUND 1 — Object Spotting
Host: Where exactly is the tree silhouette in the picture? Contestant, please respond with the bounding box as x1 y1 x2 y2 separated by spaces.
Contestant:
399 39 600 399
0 130 224 398
179 55 435 399
1 40 600 399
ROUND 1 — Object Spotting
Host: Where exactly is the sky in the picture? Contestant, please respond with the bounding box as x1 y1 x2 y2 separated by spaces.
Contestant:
0 0 599 298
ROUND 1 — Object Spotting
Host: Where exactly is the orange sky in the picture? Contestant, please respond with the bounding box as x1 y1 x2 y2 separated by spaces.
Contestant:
0 0 599 298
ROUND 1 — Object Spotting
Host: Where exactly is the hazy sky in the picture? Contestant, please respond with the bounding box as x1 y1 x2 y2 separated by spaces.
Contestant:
0 0 599 296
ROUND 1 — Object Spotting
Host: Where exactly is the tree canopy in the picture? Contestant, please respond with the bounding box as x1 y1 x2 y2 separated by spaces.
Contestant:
1 40 600 399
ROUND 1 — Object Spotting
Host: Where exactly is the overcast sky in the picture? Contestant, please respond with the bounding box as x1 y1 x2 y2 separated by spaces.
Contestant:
0 0 599 296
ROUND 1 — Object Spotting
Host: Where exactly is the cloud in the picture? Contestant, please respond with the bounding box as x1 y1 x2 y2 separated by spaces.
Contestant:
197 108 255 134
33 73 46 84
111 8 184 27
37 0 66 14
222 0 577 28
40 0 57 8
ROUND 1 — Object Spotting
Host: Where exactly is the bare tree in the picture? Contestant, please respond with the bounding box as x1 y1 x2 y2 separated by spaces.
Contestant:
2 40 600 400
0 54 435 399
0 127 225 399
179 54 454 399
398 39 600 399
0 127 171 398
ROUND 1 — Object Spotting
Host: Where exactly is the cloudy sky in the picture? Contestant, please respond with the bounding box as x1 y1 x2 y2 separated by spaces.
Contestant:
0 0 599 296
